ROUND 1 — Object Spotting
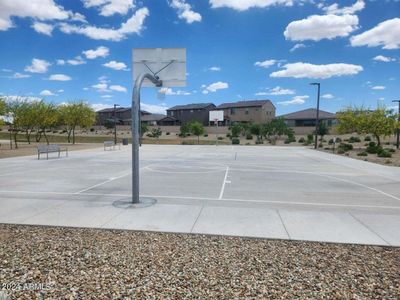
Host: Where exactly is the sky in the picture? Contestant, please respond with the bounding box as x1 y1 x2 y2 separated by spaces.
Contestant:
0 0 399 116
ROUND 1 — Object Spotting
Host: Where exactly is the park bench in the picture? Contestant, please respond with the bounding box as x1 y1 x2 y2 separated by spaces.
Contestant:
104 141 121 151
37 144 68 160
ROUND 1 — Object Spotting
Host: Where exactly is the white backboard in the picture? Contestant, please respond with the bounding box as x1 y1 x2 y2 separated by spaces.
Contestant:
133 48 186 87
209 110 224 122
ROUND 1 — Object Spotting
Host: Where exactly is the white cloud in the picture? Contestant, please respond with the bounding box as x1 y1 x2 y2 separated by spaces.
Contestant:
82 0 135 17
290 43 306 52
24 58 51 73
209 0 294 11
372 85 386 90
373 55 395 62
208 66 221 71
11 73 31 79
67 56 86 65
170 0 202 24
278 95 308 106
59 7 149 41
31 22 54 36
58 89 64 93
48 74 72 81
103 60 127 70
202 81 229 94
82 46 110 59
254 92 268 96
270 62 363 79
91 103 113 111
109 85 127 92
56 59 66 65
284 14 359 41
267 86 295 95
2 95 41 103
322 93 334 99
40 89 56 96
92 83 109 92
158 87 191 96
350 18 400 49
70 12 87 23
101 95 113 98
141 102 169 114
321 0 365 15
254 59 276 68
0 0 69 31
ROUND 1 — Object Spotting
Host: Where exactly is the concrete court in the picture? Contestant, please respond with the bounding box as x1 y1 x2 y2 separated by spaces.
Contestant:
0 144 399 246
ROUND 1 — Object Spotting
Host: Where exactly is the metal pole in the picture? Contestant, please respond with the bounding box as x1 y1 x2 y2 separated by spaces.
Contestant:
132 73 162 203
393 100 400 149
311 83 321 149
114 104 117 144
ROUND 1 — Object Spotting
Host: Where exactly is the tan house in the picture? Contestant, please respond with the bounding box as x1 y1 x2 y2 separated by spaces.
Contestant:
216 100 276 125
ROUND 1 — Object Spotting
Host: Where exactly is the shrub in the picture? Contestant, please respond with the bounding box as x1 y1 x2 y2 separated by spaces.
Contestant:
203 134 208 137
226 133 231 138
307 134 314 143
232 138 240 145
338 143 353 152
366 142 382 154
246 134 253 140
166 132 170 135
217 137 223 140
181 140 195 145
328 139 334 145
90 128 95 132
337 149 345 154
255 140 264 144
385 148 396 153
364 136 371 141
324 147 331 150
335 137 342 143
298 137 305 143
348 136 361 143
148 127 162 138
318 143 323 148
53 130 58 133
378 150 392 158
284 139 291 144
357 151 368 156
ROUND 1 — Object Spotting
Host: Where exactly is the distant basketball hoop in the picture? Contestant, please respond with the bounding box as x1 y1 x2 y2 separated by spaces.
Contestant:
209 110 224 145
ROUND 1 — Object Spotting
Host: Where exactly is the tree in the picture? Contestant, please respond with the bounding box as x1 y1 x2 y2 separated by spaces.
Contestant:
140 122 148 137
0 98 6 125
34 101 59 144
250 123 262 142
189 121 204 144
179 123 191 137
316 122 329 140
262 118 291 142
229 123 242 138
6 99 27 148
147 127 162 138
337 108 396 146
59 101 96 144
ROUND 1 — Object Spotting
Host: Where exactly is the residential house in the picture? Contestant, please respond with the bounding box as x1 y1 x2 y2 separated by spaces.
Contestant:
279 108 337 127
96 107 150 125
166 103 216 126
216 100 276 125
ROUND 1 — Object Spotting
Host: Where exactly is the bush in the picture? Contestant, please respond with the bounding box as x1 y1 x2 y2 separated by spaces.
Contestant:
366 142 382 154
338 143 353 152
364 136 371 141
337 149 346 154
298 137 305 143
385 148 396 153
217 137 223 140
328 139 334 145
90 128 95 132
307 133 314 143
52 130 58 133
203 134 208 137
378 150 392 158
232 138 240 145
357 151 368 156
255 140 264 144
246 134 253 140
324 147 331 150
166 132 170 135
226 133 231 138
148 127 162 138
318 143 323 148
335 137 342 143
284 139 291 144
348 136 361 143
181 140 195 145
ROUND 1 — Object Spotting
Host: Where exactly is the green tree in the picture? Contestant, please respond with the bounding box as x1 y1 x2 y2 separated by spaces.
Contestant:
35 101 59 144
148 127 162 138
179 123 191 137
337 108 396 146
229 123 242 138
140 122 148 137
250 123 262 142
189 121 204 144
6 99 27 148
316 122 329 140
59 101 96 144
0 98 6 125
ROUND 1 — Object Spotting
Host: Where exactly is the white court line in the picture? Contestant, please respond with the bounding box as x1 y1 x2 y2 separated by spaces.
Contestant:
0 190 400 210
218 166 230 200
74 172 132 194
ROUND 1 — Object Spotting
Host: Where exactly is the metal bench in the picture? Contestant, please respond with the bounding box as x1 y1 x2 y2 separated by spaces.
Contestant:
104 141 121 151
37 144 68 160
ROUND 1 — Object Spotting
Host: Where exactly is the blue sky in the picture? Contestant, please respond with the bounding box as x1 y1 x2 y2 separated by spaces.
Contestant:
0 0 399 115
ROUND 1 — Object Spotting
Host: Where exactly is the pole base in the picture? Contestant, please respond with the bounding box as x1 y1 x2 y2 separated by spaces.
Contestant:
113 197 157 209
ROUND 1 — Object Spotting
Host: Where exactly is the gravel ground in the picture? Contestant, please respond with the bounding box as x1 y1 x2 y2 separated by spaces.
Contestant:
0 224 399 299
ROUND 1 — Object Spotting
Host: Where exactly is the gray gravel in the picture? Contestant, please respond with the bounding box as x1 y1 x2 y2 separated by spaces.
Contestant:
0 224 399 299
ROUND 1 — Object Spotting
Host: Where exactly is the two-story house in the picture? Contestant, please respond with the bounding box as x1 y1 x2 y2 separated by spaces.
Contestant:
166 103 216 126
216 100 276 125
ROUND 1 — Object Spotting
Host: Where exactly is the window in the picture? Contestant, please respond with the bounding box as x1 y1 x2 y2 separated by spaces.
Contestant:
190 109 194 113
245 108 249 115
230 108 235 114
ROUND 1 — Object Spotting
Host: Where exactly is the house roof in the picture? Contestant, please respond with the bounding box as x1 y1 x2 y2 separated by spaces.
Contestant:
217 100 274 109
167 103 215 111
141 114 167 121
96 107 150 115
279 108 336 120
